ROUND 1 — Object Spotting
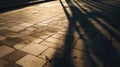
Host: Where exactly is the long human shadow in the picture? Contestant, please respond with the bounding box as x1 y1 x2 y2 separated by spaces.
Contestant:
0 0 53 13
49 0 119 67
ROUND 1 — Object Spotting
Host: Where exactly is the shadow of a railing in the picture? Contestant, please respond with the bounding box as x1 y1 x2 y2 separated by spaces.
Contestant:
80 0 120 40
48 0 120 67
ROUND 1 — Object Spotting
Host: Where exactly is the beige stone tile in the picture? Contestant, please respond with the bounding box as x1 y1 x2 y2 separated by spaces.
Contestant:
32 38 43 44
19 23 33 27
8 26 26 32
0 37 23 47
0 58 22 67
0 26 8 30
16 54 46 67
0 46 15 58
26 27 36 31
20 43 48 55
37 23 48 26
4 50 27 62
57 31 67 35
51 33 63 39
45 37 64 45
13 43 26 49
41 20 51 24
0 29 19 37
5 62 23 67
0 36 6 40
59 34 66 40
40 41 63 49
39 48 56 59
13 36 43 49
19 30 32 36
31 32 53 39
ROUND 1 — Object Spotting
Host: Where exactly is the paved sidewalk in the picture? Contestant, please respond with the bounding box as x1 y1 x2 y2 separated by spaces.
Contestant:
0 0 72 67
0 0 120 67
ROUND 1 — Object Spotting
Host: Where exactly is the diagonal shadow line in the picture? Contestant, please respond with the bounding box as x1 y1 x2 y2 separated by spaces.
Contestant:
92 1 120 10
62 0 120 66
98 1 120 9
49 0 120 67
84 0 120 39
80 0 120 32
0 0 53 13
73 0 120 67
74 0 120 41
49 0 77 67
50 0 113 67
91 1 120 12
82 0 120 16
60 0 104 66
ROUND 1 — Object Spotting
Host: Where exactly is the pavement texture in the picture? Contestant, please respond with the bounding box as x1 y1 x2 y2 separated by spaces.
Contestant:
0 0 120 67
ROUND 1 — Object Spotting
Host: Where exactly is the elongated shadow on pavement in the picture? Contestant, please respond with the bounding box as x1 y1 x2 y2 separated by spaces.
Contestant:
82 0 120 31
0 0 53 13
97 1 120 9
48 0 120 67
74 0 120 67
81 0 120 41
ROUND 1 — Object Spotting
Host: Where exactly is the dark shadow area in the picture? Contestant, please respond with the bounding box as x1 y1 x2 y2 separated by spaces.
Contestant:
98 0 120 9
0 0 54 13
50 0 120 67
80 0 120 40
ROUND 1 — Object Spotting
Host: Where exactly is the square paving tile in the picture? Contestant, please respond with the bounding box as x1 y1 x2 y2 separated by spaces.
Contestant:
26 27 36 32
19 23 33 27
39 48 58 59
4 50 28 62
51 33 63 39
16 54 46 67
13 37 43 49
0 35 6 40
0 37 23 47
40 41 63 49
0 46 15 58
0 58 22 67
13 43 27 49
0 29 19 37
0 58 8 67
45 37 64 45
20 43 48 56
8 26 26 32
31 32 53 39
5 62 23 67
37 23 48 26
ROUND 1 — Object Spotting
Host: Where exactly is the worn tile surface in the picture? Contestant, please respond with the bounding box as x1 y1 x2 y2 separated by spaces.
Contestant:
0 46 15 58
20 43 48 55
16 54 46 67
0 0 119 67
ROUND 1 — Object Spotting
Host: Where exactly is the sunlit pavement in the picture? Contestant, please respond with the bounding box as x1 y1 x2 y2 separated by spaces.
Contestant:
0 0 120 67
